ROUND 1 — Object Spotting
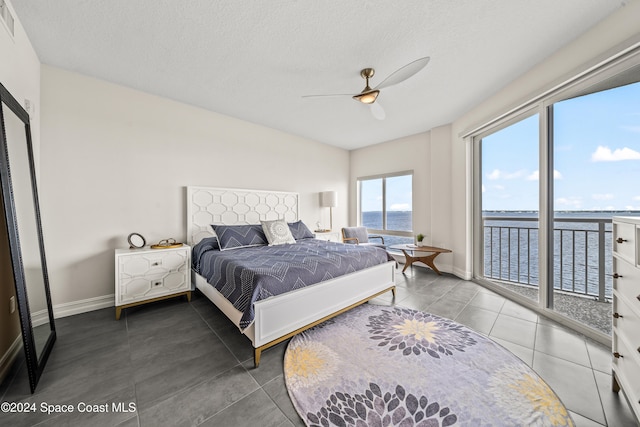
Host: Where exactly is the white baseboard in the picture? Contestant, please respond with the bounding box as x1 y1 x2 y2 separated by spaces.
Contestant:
31 308 50 327
0 295 114 382
53 294 115 319
0 335 23 383
453 266 472 280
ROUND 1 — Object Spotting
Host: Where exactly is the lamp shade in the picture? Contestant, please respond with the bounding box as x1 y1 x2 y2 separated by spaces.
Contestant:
320 191 338 208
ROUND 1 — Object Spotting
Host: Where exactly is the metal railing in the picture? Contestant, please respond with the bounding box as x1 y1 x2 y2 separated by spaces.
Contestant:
483 216 612 302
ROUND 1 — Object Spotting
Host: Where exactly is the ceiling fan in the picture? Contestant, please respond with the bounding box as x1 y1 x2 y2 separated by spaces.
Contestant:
303 56 430 120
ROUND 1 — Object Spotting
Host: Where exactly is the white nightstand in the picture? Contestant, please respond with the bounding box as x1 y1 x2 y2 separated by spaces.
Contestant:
114 244 191 320
314 231 340 242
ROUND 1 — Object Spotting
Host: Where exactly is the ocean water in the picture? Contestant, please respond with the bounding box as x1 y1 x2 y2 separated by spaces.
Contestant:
362 211 412 232
362 211 413 247
363 210 640 298
483 211 640 298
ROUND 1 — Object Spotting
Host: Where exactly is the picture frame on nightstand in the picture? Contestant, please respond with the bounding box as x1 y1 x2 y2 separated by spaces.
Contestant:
127 232 146 249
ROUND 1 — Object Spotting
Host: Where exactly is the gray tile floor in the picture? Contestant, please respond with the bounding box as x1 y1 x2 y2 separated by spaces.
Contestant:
1 267 637 426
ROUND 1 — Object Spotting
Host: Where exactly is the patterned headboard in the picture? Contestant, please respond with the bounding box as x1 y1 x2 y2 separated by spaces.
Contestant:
186 186 299 245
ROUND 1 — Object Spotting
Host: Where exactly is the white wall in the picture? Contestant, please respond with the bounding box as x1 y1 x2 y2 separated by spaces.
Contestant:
0 0 40 163
427 124 459 275
350 132 429 238
349 128 454 274
14 0 640 314
350 3 640 280
450 1 640 278
0 0 40 375
40 66 349 310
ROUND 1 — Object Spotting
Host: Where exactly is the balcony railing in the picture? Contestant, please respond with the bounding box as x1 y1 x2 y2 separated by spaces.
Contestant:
483 216 612 302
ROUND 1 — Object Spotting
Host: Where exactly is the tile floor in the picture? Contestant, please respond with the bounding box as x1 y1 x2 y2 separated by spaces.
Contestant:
0 266 637 426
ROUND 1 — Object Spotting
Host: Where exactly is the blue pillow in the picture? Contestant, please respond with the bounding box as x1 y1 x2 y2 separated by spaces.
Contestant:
288 221 315 240
212 224 268 251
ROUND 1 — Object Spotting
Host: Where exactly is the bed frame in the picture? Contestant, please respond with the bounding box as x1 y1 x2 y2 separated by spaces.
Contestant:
186 186 396 366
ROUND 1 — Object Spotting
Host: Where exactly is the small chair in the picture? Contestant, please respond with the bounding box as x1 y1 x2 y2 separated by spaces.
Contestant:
341 226 386 248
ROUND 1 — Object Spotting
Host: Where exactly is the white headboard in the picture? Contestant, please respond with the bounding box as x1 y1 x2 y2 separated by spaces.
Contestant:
186 186 299 245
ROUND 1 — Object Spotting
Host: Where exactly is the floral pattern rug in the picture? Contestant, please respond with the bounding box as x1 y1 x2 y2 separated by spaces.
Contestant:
284 304 574 426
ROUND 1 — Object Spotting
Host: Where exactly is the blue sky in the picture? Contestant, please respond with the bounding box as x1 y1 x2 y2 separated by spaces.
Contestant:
482 81 640 211
361 174 412 212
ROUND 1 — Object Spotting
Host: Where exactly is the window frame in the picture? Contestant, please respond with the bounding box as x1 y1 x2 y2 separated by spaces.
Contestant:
357 170 414 238
469 43 640 344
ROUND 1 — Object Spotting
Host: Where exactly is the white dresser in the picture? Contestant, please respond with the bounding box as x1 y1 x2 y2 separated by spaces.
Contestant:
114 245 191 319
612 216 640 422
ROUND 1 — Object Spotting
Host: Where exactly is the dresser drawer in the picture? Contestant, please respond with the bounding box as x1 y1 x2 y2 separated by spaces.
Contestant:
613 294 640 354
613 257 640 311
613 332 640 419
613 220 637 265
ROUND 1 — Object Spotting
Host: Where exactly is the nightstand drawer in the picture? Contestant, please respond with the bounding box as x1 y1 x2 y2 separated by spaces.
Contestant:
118 249 189 278
314 231 340 242
114 245 192 319
118 271 189 303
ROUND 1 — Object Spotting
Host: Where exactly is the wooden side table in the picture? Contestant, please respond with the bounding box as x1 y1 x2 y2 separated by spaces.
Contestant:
389 244 452 275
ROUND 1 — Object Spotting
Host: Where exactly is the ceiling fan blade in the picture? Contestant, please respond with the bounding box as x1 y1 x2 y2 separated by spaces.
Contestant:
302 93 356 99
370 102 386 120
373 56 430 90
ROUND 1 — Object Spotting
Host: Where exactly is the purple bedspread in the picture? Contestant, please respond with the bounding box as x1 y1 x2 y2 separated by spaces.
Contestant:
193 238 392 329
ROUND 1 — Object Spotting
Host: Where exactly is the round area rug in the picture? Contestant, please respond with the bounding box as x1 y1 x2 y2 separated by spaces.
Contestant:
284 304 574 427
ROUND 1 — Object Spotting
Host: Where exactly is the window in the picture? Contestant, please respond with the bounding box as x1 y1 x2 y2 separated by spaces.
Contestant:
358 171 413 246
472 47 640 339
549 80 640 331
479 113 540 303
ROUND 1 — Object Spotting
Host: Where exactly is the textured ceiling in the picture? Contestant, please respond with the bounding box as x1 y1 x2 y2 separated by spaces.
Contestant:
11 1 625 149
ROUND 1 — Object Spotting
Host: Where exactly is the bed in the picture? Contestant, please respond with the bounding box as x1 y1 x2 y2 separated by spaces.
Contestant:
186 186 396 367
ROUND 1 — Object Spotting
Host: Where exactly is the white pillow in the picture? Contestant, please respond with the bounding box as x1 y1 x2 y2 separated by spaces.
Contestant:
261 219 296 246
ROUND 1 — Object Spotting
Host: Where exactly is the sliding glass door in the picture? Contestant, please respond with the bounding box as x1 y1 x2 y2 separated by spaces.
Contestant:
550 80 640 335
479 113 540 303
473 52 640 339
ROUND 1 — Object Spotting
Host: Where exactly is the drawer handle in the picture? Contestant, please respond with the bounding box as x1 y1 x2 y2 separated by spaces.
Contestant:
613 312 623 319
616 237 628 244
613 273 623 279
613 352 623 358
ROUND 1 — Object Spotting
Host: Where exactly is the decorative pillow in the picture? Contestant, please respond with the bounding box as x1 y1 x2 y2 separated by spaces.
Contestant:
288 220 315 240
212 224 268 251
261 219 296 246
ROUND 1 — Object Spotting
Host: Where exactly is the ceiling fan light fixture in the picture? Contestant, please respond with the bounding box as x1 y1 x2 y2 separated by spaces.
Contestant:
303 57 431 121
353 89 379 104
